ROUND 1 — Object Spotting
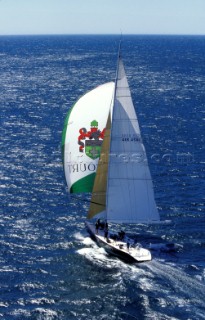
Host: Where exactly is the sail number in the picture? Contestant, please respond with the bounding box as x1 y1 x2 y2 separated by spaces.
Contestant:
122 134 141 142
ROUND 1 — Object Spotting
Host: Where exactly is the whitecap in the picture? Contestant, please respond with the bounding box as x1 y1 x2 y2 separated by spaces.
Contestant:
10 309 31 317
20 282 45 293
0 302 9 308
30 298 55 305
32 308 58 319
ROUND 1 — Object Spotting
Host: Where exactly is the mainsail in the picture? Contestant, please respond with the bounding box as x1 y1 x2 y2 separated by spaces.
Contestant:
62 82 114 193
106 57 160 223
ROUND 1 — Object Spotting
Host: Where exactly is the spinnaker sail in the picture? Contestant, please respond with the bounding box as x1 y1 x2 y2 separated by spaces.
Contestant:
62 82 114 193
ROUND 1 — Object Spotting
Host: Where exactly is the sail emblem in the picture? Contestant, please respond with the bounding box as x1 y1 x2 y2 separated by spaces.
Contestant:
78 120 105 160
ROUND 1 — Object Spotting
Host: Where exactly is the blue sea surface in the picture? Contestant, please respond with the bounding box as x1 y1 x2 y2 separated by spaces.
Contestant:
0 35 205 319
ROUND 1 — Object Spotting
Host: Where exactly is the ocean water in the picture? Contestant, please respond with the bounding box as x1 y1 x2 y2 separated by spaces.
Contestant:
0 35 205 319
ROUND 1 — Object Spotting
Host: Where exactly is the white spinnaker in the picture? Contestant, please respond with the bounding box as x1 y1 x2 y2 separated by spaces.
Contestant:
106 58 160 223
63 82 114 193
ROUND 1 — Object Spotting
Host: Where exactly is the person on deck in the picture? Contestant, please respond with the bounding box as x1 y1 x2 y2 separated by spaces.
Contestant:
127 240 130 252
95 220 100 234
104 222 109 241
118 230 125 240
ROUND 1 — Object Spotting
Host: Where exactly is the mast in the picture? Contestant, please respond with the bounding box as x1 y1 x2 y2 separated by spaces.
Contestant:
113 38 122 101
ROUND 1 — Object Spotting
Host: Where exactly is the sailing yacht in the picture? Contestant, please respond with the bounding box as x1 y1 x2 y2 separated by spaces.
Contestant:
62 45 160 263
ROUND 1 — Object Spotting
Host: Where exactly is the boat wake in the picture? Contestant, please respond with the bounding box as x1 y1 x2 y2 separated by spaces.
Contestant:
131 259 205 319
95 257 205 320
148 242 183 253
146 260 205 305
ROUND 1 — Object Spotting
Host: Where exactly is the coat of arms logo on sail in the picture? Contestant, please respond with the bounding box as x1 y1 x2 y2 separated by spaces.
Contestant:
78 120 105 160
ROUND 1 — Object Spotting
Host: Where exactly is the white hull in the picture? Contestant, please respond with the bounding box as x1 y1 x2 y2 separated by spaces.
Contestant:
85 222 152 263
